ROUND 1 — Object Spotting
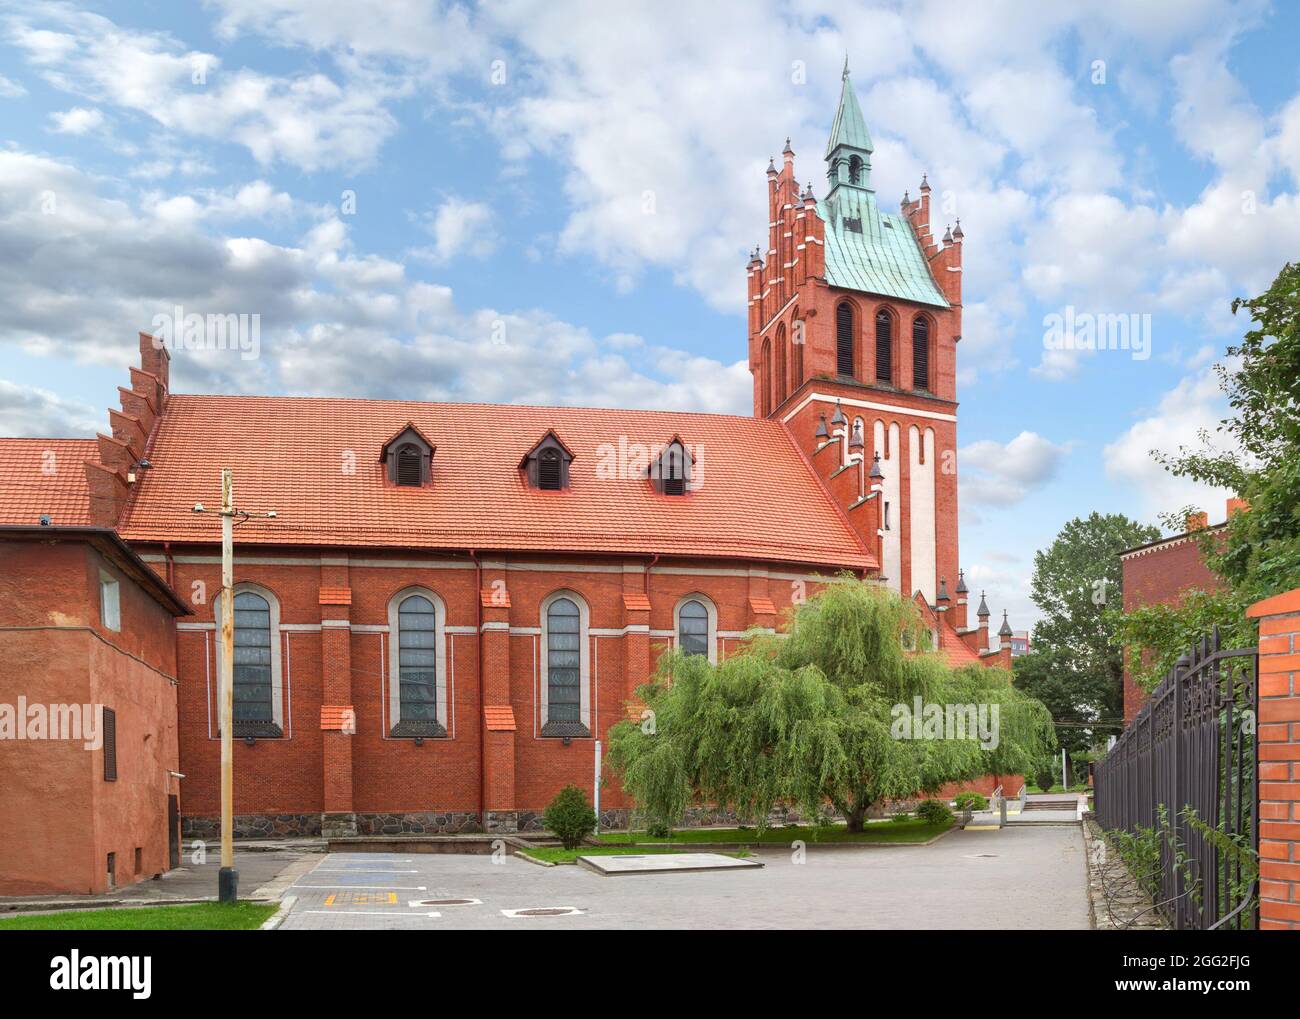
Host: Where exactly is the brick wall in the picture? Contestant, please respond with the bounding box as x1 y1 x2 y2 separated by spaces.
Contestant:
1248 588 1300 929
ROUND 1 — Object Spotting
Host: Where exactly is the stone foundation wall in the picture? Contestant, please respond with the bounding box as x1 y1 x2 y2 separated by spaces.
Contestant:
182 813 321 840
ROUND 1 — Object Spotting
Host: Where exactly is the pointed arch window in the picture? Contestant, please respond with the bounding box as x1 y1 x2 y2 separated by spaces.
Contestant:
759 337 772 416
775 325 788 407
875 309 893 383
849 155 863 184
792 317 804 386
912 316 930 392
836 302 854 378
520 430 574 490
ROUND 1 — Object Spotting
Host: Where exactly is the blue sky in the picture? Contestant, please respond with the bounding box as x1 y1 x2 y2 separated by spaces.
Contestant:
2 0 1297 630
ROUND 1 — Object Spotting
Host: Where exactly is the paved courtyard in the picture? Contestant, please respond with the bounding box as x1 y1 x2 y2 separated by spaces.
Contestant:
276 824 1090 930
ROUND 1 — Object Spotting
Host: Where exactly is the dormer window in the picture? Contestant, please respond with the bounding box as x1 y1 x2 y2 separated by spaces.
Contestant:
521 430 574 491
379 422 435 487
396 444 422 486
650 436 694 496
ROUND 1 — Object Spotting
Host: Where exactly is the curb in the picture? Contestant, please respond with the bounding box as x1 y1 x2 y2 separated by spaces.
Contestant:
260 895 296 930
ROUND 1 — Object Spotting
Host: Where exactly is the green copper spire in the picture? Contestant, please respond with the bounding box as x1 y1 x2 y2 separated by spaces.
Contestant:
825 59 874 163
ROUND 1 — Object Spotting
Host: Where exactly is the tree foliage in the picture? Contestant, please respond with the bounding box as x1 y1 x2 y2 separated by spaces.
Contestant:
606 578 1055 832
1023 512 1158 735
1115 262 1300 684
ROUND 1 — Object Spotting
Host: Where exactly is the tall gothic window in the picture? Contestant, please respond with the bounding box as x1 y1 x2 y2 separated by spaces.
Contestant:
232 590 275 735
775 325 788 407
395 594 440 734
912 316 930 392
542 594 588 737
875 309 893 384
759 337 772 416
836 302 854 378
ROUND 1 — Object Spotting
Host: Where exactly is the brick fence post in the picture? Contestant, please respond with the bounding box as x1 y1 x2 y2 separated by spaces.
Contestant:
1247 588 1300 929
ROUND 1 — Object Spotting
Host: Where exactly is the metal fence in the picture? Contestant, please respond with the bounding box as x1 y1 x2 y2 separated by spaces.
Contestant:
1095 626 1257 930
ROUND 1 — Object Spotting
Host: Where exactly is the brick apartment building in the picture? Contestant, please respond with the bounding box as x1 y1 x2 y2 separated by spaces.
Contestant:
1119 499 1247 722
0 69 1016 893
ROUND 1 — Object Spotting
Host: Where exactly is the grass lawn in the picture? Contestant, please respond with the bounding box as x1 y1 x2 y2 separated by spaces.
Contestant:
0 902 279 931
594 818 952 846
519 845 750 865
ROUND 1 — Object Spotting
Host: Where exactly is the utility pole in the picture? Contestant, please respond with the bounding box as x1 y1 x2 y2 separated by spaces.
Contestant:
192 468 276 904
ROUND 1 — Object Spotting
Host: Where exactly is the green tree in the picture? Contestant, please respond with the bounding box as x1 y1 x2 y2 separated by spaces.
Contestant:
1115 262 1300 684
1026 512 1159 729
606 578 1055 832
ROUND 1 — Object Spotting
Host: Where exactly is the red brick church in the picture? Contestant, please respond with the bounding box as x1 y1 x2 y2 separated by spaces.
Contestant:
0 69 1016 894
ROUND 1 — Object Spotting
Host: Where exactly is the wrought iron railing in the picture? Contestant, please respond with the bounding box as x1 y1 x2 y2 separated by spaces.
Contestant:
1095 626 1257 930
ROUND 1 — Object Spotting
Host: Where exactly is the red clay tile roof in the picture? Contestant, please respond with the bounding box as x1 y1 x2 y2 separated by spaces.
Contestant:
484 705 517 732
320 705 356 731
117 395 875 570
318 587 352 605
622 591 651 612
0 438 97 527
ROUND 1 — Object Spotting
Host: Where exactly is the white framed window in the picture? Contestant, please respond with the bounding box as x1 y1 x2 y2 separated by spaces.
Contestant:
386 587 448 738
214 582 285 738
674 594 718 664
540 589 590 738
99 570 120 632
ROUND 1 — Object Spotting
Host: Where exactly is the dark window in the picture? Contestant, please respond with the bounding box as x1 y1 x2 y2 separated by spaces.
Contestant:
538 449 562 490
396 443 422 486
393 594 443 737
759 338 772 416
836 303 854 377
843 216 863 233
912 317 930 391
849 155 862 184
678 600 710 658
545 598 583 732
875 310 892 383
775 328 787 407
102 707 117 781
232 590 277 736
662 444 686 496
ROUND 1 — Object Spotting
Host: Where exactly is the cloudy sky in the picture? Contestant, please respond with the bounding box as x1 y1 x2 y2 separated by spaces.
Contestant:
2 0 1296 629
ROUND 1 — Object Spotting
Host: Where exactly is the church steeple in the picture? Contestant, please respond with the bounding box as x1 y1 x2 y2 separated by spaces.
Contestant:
825 58 874 196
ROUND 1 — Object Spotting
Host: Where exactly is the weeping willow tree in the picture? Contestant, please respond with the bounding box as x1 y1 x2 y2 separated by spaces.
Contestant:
607 577 1055 831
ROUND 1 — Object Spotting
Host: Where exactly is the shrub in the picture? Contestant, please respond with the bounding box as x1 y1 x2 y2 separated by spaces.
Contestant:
954 792 988 812
1035 767 1055 793
915 799 954 825
645 819 673 839
543 785 597 850
890 812 913 823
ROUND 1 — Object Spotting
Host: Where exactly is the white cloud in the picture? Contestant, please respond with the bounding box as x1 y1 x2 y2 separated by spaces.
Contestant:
0 379 98 436
0 73 26 98
960 431 1071 506
1102 365 1235 521
0 147 751 416
413 198 498 263
49 106 103 134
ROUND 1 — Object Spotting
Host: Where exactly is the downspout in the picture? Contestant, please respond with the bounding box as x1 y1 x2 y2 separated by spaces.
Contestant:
163 541 175 589
469 549 484 829
644 552 659 598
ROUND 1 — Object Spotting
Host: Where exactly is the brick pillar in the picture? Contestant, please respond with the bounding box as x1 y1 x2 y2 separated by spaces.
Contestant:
480 572 516 832
1248 588 1300 929
319 562 356 838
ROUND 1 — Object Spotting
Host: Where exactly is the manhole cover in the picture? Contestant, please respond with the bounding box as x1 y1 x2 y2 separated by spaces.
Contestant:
501 906 584 918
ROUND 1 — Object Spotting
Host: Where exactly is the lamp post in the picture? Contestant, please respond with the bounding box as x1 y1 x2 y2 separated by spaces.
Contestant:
193 469 276 904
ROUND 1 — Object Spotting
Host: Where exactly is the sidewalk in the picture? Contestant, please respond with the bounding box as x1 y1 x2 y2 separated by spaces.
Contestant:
0 844 320 914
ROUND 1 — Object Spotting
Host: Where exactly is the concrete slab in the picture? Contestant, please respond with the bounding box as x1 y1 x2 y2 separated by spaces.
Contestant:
576 852 764 876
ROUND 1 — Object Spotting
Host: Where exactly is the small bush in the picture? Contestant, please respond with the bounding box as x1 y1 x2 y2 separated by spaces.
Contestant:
954 792 988 812
1035 768 1055 793
890 812 913 823
915 799 954 826
645 819 673 839
543 785 597 850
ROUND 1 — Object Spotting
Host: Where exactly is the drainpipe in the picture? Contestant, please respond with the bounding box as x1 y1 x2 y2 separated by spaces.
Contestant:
163 541 175 589
644 552 659 598
469 549 485 830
